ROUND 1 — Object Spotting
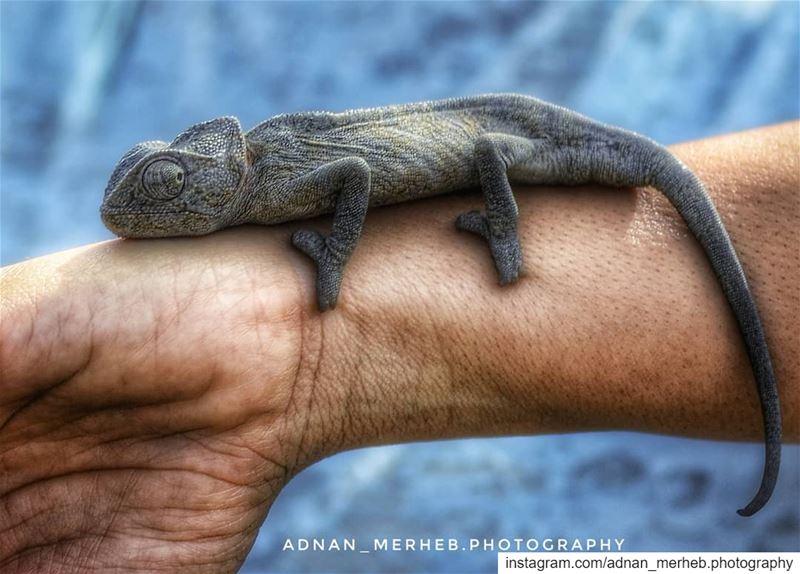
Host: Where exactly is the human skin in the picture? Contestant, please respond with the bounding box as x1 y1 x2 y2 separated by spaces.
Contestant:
0 123 798 572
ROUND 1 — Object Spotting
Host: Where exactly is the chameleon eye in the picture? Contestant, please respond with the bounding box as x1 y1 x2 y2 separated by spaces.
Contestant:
141 159 185 200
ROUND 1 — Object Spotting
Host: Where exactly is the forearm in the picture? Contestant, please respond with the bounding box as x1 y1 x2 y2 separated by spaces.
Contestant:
300 122 799 457
1 124 798 473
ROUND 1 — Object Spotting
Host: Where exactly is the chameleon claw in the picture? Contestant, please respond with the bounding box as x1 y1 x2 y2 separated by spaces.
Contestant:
291 228 344 311
291 229 326 263
455 210 490 239
456 210 522 285
492 234 522 285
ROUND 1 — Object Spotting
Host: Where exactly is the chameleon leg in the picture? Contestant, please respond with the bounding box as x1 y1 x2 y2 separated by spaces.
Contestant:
456 134 546 284
291 157 371 311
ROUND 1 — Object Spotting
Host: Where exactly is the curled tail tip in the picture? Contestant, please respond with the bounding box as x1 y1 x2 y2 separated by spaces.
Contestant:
737 506 756 517
737 502 762 517
737 486 770 516
737 468 779 517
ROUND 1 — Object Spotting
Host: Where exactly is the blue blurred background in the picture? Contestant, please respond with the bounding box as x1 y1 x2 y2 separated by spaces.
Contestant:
1 1 798 571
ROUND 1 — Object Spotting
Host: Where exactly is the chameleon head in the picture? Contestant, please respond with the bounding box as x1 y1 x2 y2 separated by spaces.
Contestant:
100 116 247 238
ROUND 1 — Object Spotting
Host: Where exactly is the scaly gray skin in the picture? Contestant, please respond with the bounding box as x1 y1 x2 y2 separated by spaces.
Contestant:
101 93 781 517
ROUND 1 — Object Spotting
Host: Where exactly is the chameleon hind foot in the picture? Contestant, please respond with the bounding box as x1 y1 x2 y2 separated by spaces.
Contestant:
291 229 346 311
455 210 522 285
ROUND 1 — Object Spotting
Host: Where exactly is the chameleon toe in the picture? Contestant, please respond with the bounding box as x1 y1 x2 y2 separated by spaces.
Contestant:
315 260 344 312
491 235 523 285
457 211 522 284
455 210 490 239
291 228 345 311
291 229 326 263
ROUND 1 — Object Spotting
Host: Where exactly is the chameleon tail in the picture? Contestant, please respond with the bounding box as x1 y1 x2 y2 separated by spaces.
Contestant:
646 148 781 516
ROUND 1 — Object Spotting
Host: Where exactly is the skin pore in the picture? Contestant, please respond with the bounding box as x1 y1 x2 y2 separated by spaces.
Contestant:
1 123 798 572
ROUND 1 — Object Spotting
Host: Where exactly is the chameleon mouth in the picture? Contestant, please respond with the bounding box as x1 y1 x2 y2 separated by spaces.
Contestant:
101 207 178 216
101 208 215 239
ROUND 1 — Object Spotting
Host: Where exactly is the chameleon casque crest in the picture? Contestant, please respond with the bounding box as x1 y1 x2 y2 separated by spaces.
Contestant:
101 93 781 516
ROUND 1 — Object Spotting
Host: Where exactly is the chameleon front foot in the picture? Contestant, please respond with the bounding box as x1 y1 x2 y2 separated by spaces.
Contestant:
291 229 346 311
456 210 522 285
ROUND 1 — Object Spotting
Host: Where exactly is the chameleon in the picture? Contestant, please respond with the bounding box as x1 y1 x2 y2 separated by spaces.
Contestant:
100 93 781 516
